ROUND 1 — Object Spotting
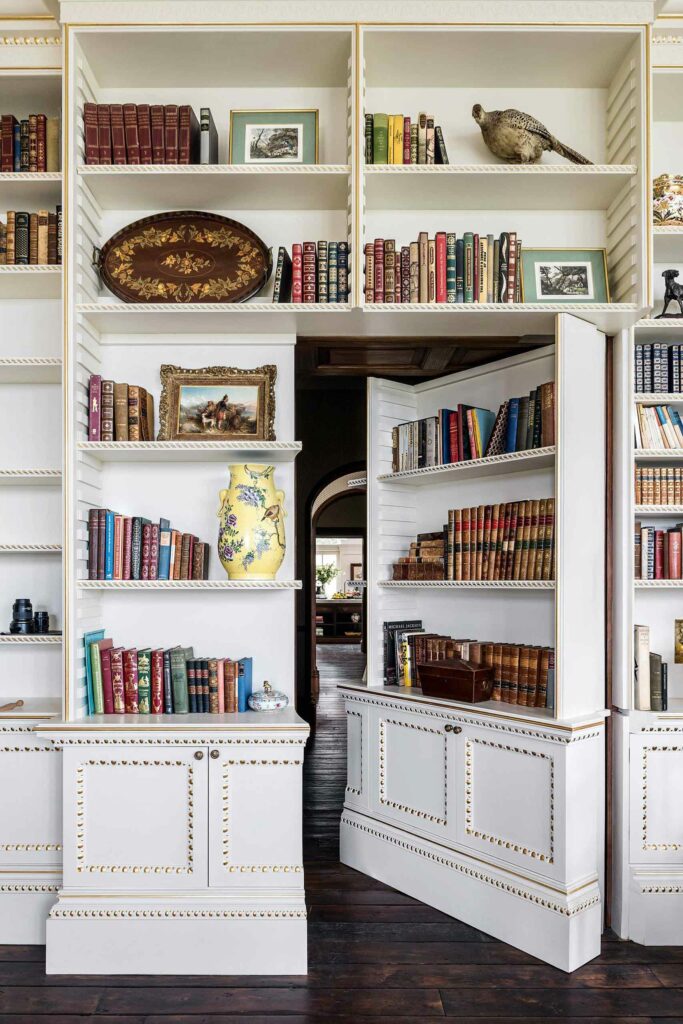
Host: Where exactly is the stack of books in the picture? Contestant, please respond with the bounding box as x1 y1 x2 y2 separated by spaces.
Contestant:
635 520 683 581
633 624 668 711
87 508 210 581
635 404 683 449
390 381 554 472
83 103 217 164
635 343 683 393
635 466 683 505
84 630 252 715
0 208 62 265
365 112 449 164
365 231 521 303
88 375 154 441
272 241 349 303
1 113 60 171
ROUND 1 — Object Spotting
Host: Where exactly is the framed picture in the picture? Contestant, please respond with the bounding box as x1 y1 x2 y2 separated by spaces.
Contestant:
350 563 363 581
229 109 318 165
520 249 610 304
158 364 276 441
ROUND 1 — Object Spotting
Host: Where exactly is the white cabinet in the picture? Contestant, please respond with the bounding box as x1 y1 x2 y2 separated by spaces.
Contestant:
629 734 683 867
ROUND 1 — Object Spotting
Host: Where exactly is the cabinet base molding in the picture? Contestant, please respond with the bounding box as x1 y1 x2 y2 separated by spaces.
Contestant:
628 870 683 945
45 891 307 974
340 810 601 973
0 873 60 944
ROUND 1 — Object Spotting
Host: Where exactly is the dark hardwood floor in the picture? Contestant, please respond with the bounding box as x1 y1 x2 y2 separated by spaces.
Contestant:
1 643 682 1020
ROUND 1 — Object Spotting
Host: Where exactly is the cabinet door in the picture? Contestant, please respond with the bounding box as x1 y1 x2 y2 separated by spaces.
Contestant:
0 725 61 868
62 743 208 890
630 735 683 864
208 746 304 889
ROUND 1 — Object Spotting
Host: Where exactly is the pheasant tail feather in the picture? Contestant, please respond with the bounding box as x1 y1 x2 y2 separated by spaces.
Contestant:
551 137 592 165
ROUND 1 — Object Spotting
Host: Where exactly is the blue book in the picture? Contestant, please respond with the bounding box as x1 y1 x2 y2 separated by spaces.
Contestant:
328 242 338 302
13 124 20 171
104 510 115 579
668 407 683 444
83 629 105 716
455 238 464 302
472 409 496 456
237 657 253 712
337 241 349 303
505 398 520 453
158 518 171 580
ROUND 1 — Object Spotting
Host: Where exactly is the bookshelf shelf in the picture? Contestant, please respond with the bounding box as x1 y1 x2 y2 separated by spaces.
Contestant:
635 319 683 333
378 446 555 484
0 698 61 720
0 544 61 554
364 164 637 211
0 265 61 299
654 225 683 262
76 441 301 463
362 303 642 336
634 505 683 515
76 579 302 591
74 303 352 336
0 171 62 208
634 579 683 588
0 634 61 645
0 470 61 486
635 394 683 403
378 579 555 590
0 358 61 384
635 449 683 459
78 164 351 210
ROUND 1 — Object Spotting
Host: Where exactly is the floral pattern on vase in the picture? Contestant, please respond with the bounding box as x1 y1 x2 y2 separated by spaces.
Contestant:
217 464 286 580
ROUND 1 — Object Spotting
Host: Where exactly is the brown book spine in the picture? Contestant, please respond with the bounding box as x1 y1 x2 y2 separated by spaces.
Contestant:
145 392 154 441
534 499 546 580
500 644 512 703
110 104 126 164
180 533 192 580
541 381 555 447
141 522 152 580
6 211 15 265
511 500 526 580
191 541 205 580
543 497 555 580
149 523 160 580
475 504 485 580
29 213 38 264
128 384 141 440
178 105 199 164
164 104 179 163
136 104 152 164
100 380 114 441
536 648 550 708
83 103 99 164
150 105 165 163
97 104 111 162
138 386 149 441
508 646 521 704
113 382 129 441
522 499 539 580
491 643 503 701
111 647 125 713
526 648 540 708
47 213 57 265
36 114 47 172
516 646 528 706
37 209 48 265
123 103 140 163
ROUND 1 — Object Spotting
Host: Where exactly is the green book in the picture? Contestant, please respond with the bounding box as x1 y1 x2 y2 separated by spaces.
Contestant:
170 646 194 715
137 648 151 714
372 113 389 165
446 233 456 303
463 232 474 303
90 639 112 715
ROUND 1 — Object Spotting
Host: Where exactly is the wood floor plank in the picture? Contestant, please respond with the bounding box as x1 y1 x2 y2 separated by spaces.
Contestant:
440 987 683 1017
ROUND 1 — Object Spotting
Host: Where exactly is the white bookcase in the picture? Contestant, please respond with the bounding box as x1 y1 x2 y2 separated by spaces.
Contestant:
0 30 63 943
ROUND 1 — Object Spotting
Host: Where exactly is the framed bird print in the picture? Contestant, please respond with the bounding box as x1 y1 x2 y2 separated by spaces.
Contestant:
157 364 277 441
520 249 610 304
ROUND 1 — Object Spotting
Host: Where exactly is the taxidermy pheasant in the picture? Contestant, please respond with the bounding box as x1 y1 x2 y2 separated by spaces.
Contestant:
472 104 592 165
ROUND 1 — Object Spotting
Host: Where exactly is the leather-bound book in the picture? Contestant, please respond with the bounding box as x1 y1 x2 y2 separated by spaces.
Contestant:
536 648 550 708
187 658 197 712
526 648 540 707
170 647 193 714
138 384 149 438
364 243 374 303
272 246 293 303
164 104 179 163
140 521 152 579
303 241 317 303
83 103 99 164
384 239 395 302
145 392 154 440
45 115 59 171
506 231 517 304
149 522 160 580
543 498 555 580
151 649 164 713
29 213 38 264
88 507 99 579
5 211 14 265
540 381 555 446
1 114 17 171
109 104 126 164
122 516 133 579
224 659 237 713
136 104 152 163
178 105 200 164
500 644 512 702
113 514 123 578
96 105 111 163
328 241 338 302
101 646 115 715
217 659 225 713
57 204 62 263
36 114 47 171
100 379 114 441
373 238 384 301
130 516 142 579
15 212 29 265
97 508 107 579
208 659 219 713
200 660 209 713
491 643 503 701
128 384 142 440
508 646 521 704
338 241 349 302
179 533 192 580
317 240 328 303
122 649 139 713
191 541 204 580
47 213 57 265
28 114 38 171
150 105 165 163
113 382 129 440
110 647 125 713
199 108 218 163
163 649 174 713
137 648 151 713
19 120 29 171
291 243 303 303
122 103 140 163
170 530 181 579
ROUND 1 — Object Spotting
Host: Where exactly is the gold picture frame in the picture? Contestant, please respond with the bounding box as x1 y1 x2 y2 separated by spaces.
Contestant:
158 364 277 442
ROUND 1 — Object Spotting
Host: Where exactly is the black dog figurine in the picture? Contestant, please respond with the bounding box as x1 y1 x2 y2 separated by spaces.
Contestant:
657 269 683 318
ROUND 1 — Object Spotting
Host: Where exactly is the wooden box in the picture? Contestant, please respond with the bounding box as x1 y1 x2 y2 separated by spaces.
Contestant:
418 658 494 703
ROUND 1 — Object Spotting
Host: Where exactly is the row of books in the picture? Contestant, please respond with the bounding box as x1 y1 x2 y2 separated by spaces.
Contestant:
390 382 555 472
1 113 60 172
383 620 554 707
0 208 62 265
88 376 154 442
635 522 683 581
364 232 521 304
635 466 683 506
87 509 210 581
635 404 683 450
364 112 449 165
634 343 683 394
83 103 218 165
633 625 668 711
84 630 252 715
272 241 349 303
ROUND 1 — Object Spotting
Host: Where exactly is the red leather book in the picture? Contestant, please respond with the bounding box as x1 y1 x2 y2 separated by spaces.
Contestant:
122 516 132 579
435 232 447 302
110 104 126 164
82 104 99 165
149 522 160 580
670 530 682 580
394 252 401 302
164 104 179 163
507 231 517 304
403 117 411 163
303 241 317 303
97 509 107 580
655 530 665 579
28 114 38 171
187 535 195 578
151 649 164 713
122 649 139 713
1 114 17 171
449 410 458 464
100 646 115 714
97 104 112 163
110 647 125 714
178 105 199 164
291 243 303 303
113 514 123 579
373 238 384 302
141 522 152 579
36 114 47 172
89 374 101 440
123 103 140 164
150 104 165 163
136 104 152 163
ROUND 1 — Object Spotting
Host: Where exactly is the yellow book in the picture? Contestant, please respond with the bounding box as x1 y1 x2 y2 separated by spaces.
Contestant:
472 411 482 458
392 114 404 164
388 114 395 163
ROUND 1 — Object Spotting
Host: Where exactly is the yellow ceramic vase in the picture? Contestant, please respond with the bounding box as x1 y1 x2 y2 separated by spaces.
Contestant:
216 464 286 580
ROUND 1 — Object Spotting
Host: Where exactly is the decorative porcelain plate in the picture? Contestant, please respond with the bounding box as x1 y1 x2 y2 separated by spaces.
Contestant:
95 210 272 303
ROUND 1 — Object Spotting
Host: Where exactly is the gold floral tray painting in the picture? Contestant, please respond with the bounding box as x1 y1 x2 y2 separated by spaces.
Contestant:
94 211 272 303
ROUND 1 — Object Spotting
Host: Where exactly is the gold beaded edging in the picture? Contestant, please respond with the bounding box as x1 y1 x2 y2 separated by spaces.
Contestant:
49 907 307 920
345 709 362 797
0 883 59 893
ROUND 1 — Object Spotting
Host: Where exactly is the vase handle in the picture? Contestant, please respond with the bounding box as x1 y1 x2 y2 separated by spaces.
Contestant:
276 490 286 516
218 488 228 516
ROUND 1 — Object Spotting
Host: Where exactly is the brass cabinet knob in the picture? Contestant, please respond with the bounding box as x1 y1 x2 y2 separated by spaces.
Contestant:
444 724 462 734
194 750 204 760
210 749 220 759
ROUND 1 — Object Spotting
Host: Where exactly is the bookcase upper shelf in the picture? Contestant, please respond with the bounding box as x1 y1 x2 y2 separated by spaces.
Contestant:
76 580 303 591
0 266 61 299
77 441 301 463
653 226 683 263
0 172 62 208
0 359 61 384
378 446 555 484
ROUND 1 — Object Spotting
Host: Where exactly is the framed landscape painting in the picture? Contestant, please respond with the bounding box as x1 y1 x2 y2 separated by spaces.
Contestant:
158 364 277 441
229 109 318 164
520 248 609 303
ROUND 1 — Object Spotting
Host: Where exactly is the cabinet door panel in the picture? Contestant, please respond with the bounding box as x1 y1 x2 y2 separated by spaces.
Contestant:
0 727 61 868
62 745 208 890
630 736 683 864
208 750 304 889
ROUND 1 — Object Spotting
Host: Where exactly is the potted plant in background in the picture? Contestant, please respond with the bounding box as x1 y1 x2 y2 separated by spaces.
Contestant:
316 563 339 598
